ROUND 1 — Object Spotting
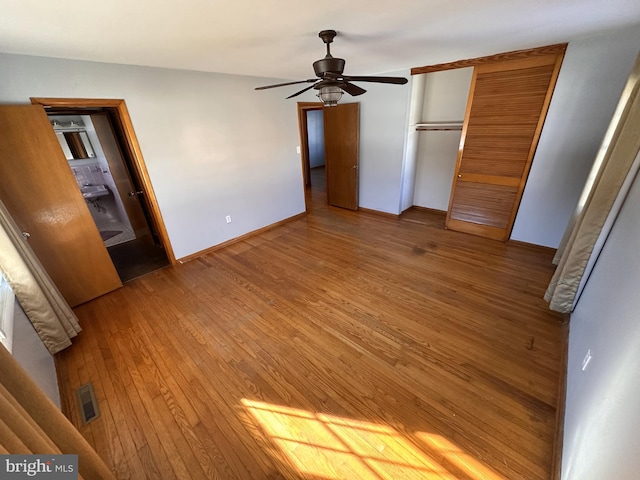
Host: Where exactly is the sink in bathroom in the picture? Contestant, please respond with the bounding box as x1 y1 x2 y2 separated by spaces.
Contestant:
80 184 109 199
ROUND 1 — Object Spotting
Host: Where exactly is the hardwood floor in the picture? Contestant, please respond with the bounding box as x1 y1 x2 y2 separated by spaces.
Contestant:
56 168 563 479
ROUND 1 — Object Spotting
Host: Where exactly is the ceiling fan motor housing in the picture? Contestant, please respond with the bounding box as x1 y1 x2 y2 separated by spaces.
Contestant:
313 57 346 77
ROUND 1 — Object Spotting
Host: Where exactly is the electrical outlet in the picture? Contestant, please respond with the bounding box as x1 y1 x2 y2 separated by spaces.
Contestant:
582 349 592 371
225 215 232 224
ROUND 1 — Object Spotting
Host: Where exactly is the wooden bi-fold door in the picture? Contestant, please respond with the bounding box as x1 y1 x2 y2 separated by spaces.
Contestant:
446 52 564 241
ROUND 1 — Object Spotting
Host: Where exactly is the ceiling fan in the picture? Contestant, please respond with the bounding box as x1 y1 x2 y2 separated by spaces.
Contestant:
255 30 408 106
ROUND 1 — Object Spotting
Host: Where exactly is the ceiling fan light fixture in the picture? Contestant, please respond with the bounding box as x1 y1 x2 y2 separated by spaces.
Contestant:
254 29 407 101
317 85 343 106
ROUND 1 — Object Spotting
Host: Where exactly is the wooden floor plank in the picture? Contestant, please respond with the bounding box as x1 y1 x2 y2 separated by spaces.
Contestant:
57 167 563 479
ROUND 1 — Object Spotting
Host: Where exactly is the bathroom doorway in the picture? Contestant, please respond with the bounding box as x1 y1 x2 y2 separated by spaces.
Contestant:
44 107 170 282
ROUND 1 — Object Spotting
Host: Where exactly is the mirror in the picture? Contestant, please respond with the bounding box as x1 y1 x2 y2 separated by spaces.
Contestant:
50 117 96 160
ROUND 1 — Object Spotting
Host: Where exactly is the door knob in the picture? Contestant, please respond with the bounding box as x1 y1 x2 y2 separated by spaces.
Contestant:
458 174 462 178
128 191 144 197
22 231 30 239
352 165 358 170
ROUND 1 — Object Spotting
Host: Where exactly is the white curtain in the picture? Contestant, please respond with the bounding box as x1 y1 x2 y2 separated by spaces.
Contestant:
545 53 640 313
0 198 80 354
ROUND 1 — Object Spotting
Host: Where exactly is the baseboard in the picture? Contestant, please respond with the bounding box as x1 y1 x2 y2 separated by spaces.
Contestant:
347 205 446 219
176 212 307 263
552 319 570 480
508 239 557 255
357 207 400 219
402 205 447 216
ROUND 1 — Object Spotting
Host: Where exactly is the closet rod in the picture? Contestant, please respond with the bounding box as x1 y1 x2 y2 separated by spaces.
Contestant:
415 121 463 131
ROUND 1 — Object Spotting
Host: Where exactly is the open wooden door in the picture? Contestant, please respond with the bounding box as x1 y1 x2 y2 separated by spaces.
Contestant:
324 103 360 210
0 105 122 307
446 53 564 240
90 113 152 242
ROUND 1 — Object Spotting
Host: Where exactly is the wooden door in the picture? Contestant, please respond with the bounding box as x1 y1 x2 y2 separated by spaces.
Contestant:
446 53 564 240
0 105 122 307
324 103 360 210
91 113 152 242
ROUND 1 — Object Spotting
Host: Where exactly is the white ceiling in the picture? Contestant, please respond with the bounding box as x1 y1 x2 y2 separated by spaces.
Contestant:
1 0 639 81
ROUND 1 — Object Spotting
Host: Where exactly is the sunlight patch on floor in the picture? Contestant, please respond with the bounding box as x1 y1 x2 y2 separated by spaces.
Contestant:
242 398 504 479
415 432 504 479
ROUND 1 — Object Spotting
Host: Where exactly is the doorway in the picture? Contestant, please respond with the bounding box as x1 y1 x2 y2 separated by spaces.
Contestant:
297 102 325 198
297 102 360 211
32 98 174 282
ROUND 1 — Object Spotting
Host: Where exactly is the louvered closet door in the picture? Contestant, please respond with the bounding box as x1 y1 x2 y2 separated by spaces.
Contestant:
446 53 564 241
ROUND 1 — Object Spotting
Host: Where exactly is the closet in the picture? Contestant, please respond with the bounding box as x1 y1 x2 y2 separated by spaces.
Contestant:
412 44 566 241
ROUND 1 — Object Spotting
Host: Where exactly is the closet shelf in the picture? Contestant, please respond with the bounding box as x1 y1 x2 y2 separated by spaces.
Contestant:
415 121 463 131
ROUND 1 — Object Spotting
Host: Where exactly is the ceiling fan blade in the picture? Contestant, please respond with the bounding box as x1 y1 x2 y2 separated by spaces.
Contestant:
339 81 367 96
342 75 408 85
255 79 317 90
286 84 318 99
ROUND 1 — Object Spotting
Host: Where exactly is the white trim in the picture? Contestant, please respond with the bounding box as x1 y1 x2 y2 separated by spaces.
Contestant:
0 273 15 352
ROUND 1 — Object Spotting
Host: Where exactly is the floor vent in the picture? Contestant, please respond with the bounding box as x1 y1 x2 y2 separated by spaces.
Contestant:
76 382 100 424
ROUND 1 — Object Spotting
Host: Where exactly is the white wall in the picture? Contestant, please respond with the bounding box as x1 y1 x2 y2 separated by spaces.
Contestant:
357 70 413 214
0 53 306 260
413 68 473 211
561 167 640 479
399 75 424 212
512 26 640 247
12 300 60 408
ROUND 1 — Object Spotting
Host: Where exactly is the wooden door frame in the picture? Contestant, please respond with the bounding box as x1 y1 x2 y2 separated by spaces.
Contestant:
297 102 324 192
30 97 176 264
